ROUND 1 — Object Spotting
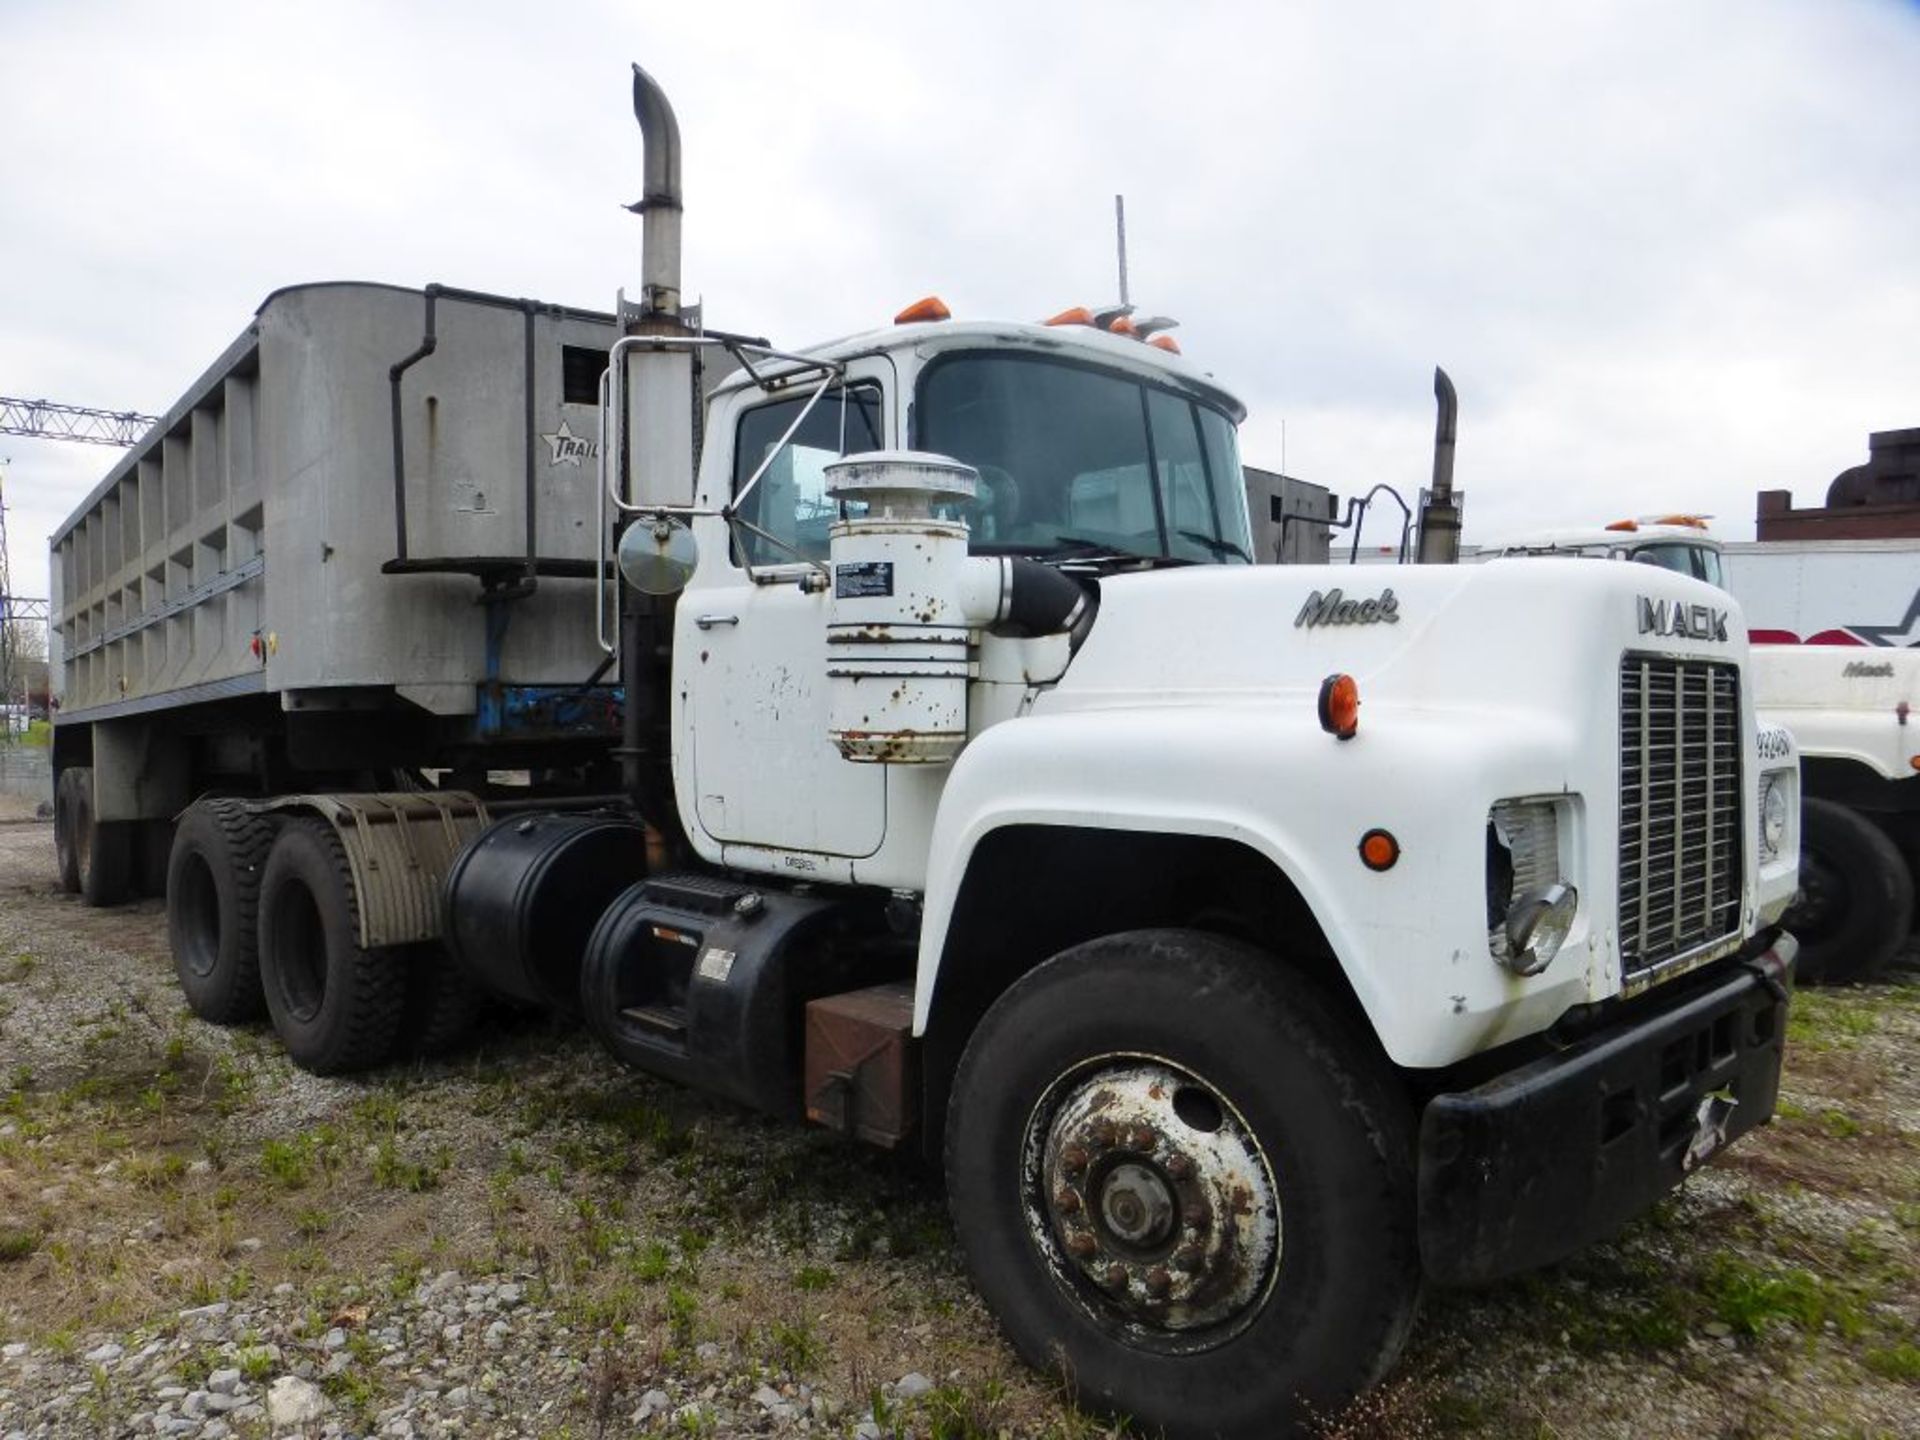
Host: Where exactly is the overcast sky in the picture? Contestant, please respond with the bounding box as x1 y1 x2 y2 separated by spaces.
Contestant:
3 0 1917 601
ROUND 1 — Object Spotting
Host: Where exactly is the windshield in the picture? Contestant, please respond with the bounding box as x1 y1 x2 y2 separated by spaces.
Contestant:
916 352 1253 564
1632 542 1724 587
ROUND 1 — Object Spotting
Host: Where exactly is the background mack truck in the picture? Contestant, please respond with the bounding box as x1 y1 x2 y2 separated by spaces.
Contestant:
47 66 1801 1439
1486 519 1918 984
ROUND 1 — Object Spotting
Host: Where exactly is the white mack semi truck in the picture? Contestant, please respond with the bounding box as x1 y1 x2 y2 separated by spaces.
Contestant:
49 67 1802 1438
1489 520 1917 982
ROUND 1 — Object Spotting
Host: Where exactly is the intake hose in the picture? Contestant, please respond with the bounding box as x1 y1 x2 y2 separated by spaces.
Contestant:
961 556 1096 646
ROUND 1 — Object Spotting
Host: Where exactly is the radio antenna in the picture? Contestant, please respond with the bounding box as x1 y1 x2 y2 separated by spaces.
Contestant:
1114 194 1130 306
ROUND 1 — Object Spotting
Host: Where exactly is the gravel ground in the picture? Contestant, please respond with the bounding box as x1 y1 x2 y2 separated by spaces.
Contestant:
1 814 1916 1439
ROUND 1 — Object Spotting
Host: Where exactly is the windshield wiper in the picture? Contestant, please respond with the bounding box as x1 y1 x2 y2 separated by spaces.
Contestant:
1049 535 1193 568
1177 529 1253 563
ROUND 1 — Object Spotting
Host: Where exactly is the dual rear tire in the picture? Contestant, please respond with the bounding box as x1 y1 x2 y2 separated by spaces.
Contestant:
167 804 481 1072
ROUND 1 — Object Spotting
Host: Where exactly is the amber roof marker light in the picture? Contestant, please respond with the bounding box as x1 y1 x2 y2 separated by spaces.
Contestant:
894 295 951 324
1318 673 1360 740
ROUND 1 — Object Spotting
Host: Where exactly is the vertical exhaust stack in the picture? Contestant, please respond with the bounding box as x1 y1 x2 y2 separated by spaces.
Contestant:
619 64 694 857
628 63 683 321
1416 366 1462 565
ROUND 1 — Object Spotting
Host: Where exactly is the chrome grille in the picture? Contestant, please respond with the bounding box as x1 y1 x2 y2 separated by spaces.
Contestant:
1619 655 1743 984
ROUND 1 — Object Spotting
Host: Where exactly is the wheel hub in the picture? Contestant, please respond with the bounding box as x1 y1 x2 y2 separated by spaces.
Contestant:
1787 855 1841 935
1027 1057 1280 1349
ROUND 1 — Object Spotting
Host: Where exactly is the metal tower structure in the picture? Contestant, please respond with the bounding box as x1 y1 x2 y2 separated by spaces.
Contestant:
0 395 159 447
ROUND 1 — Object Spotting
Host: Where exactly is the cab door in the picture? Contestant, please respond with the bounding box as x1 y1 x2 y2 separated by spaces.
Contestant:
679 367 892 858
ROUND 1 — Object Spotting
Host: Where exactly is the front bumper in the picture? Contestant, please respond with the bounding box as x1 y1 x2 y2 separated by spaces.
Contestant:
1417 931 1795 1286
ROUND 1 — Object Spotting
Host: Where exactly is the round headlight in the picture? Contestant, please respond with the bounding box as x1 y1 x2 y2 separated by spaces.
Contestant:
1503 882 1578 977
1761 778 1788 855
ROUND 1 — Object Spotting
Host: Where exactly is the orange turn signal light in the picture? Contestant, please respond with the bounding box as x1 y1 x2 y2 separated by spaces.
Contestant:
1107 314 1138 336
1318 673 1360 740
1147 334 1181 354
1044 306 1095 327
894 295 952 325
1358 828 1400 872
1605 519 1638 532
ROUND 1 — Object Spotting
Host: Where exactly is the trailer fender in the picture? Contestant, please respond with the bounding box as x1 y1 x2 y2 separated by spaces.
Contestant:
250 792 491 948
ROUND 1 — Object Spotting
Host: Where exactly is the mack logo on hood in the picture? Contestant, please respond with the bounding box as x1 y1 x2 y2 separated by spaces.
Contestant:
1295 587 1400 628
1638 596 1728 642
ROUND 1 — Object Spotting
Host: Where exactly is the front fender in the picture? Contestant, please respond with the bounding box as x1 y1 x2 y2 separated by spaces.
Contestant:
915 702 1614 1070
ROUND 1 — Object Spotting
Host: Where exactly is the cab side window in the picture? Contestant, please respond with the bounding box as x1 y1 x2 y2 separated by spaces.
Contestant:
731 385 884 566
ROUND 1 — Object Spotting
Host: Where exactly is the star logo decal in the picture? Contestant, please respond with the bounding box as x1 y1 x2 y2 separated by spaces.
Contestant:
542 419 599 468
1846 586 1920 648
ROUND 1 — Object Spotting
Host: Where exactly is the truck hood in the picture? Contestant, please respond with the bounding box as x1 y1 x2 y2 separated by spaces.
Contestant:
1038 556 1747 721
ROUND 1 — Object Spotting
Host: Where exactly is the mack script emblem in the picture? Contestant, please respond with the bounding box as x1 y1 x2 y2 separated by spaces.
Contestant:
1295 588 1401 628
1637 596 1729 642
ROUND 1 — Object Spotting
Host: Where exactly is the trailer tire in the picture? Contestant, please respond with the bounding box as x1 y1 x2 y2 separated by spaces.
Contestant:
944 930 1419 1440
1787 797 1914 984
59 766 133 906
53 769 82 893
399 943 486 1058
258 819 406 1073
168 800 276 1024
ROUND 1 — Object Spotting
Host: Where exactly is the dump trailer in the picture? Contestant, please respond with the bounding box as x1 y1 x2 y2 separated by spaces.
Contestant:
1486 521 1917 981
53 67 1805 1440
48 282 649 1056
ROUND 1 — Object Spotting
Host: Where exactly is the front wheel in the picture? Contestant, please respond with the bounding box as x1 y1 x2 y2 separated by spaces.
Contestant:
1786 797 1914 984
945 931 1419 1440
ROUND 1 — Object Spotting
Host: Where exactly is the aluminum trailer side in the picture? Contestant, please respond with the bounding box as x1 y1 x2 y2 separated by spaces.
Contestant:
49 281 629 906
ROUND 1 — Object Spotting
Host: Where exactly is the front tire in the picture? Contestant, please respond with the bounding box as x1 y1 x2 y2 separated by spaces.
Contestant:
258 819 405 1073
1786 797 1914 984
945 930 1419 1440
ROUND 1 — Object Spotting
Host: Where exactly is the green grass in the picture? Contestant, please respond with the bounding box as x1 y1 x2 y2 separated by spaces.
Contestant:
1862 1342 1920 1383
0 1227 39 1263
1704 1255 1865 1340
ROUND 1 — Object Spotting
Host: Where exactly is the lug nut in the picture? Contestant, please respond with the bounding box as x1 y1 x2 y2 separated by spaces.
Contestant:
1165 1153 1194 1180
1126 1124 1158 1152
1089 1119 1118 1148
1054 1187 1082 1215
1174 1244 1205 1272
1104 1264 1129 1291
1183 1201 1207 1228
1145 1266 1172 1297
1060 1144 1090 1176
1066 1232 1098 1260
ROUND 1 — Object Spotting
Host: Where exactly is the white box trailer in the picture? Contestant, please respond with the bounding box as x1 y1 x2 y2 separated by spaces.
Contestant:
1720 538 1920 647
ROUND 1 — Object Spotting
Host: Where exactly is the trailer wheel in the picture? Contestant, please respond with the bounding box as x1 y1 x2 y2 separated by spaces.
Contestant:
258 819 405 1073
58 766 133 906
167 800 276 1024
53 769 82 893
399 943 486 1058
944 930 1419 1440
1787 797 1914 984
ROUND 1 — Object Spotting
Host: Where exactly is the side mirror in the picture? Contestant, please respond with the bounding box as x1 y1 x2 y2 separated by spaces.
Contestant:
624 348 697 509
617 515 699 595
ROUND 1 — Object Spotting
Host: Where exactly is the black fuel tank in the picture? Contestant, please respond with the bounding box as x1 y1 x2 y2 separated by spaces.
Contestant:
441 811 648 1011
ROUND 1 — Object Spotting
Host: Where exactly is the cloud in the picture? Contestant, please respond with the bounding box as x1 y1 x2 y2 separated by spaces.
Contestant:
3 0 1917 606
